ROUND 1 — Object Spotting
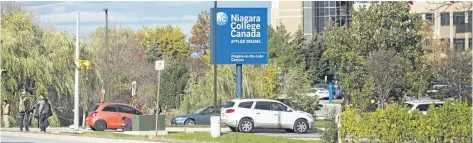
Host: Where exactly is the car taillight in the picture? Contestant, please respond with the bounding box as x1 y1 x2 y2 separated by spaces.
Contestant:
225 109 235 113
92 112 97 117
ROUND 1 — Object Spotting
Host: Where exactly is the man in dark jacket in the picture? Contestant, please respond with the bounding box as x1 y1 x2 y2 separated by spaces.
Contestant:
152 100 162 115
37 95 51 132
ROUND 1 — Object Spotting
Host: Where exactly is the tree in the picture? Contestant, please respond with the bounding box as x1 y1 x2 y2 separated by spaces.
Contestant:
137 25 189 60
87 26 155 108
189 11 210 57
323 2 426 108
297 30 330 85
268 25 302 73
364 49 407 109
159 54 190 109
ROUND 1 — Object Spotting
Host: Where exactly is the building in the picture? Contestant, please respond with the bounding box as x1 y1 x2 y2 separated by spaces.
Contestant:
410 2 473 52
271 1 355 36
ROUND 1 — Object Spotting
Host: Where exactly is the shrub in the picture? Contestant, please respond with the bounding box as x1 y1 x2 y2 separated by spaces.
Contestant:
340 100 472 142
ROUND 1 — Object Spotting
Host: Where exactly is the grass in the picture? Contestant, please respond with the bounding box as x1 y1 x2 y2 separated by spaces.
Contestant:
57 131 320 143
314 120 331 129
327 100 342 104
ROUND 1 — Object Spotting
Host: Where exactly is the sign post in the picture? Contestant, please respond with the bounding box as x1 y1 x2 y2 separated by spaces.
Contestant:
154 60 164 137
210 7 268 138
210 7 268 98
131 81 137 106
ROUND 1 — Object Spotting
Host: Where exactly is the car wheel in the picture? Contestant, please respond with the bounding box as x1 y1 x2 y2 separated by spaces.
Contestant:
184 119 195 125
285 129 295 133
293 119 309 134
229 126 237 132
90 126 96 131
238 118 254 133
93 120 107 131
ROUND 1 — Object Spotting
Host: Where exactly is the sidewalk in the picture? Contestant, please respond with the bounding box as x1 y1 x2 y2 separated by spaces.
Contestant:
1 131 166 143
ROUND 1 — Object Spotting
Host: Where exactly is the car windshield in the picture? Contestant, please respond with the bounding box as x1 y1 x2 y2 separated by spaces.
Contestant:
193 107 207 114
404 103 414 109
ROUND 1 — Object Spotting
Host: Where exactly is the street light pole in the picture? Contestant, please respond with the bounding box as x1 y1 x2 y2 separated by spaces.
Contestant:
73 13 80 131
210 1 221 138
104 8 109 102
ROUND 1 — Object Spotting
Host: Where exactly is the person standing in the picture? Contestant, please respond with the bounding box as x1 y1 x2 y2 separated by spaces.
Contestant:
19 90 31 132
2 100 10 128
135 103 142 111
38 95 52 132
152 100 162 115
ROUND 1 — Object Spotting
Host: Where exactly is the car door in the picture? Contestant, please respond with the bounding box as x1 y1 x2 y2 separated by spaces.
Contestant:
100 105 120 128
119 105 140 119
195 107 213 125
270 102 294 129
253 101 278 128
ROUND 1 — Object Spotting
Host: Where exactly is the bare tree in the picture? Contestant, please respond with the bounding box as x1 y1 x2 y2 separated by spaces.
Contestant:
1 1 23 13
365 49 407 109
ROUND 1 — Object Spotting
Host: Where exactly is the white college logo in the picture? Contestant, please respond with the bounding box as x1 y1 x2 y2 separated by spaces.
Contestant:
216 12 228 26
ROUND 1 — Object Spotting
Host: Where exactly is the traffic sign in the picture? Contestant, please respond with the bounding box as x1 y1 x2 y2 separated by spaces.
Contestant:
155 60 165 71
210 8 268 64
131 81 137 96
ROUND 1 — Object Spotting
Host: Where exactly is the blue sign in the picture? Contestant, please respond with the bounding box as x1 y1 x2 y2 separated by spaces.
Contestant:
210 8 268 64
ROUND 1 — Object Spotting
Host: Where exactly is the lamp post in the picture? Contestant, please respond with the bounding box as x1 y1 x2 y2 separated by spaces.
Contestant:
103 8 109 103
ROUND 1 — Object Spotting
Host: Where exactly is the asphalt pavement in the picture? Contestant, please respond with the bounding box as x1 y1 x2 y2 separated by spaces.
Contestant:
316 99 342 120
0 131 165 143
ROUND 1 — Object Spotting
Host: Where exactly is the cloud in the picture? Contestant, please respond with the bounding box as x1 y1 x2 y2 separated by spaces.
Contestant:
40 11 197 24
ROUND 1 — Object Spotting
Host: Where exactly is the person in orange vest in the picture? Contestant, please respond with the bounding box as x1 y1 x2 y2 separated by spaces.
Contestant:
2 100 10 128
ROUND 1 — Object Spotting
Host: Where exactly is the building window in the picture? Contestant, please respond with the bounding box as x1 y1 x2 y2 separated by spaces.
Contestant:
453 12 465 25
454 38 465 52
425 13 434 25
441 12 450 26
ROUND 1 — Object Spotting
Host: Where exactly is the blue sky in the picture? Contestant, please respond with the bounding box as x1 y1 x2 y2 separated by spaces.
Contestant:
24 1 271 38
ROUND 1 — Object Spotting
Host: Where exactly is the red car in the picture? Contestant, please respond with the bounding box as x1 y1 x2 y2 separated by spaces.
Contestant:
86 103 143 131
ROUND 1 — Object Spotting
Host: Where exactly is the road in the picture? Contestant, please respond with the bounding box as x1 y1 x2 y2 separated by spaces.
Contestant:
316 99 342 119
1 127 320 141
1 131 164 143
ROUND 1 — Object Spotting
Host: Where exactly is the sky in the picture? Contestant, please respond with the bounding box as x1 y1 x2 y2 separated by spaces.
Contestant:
24 1 272 38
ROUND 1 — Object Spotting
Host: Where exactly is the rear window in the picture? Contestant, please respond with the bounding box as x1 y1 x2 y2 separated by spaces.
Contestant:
223 101 235 108
238 101 254 109
90 104 99 111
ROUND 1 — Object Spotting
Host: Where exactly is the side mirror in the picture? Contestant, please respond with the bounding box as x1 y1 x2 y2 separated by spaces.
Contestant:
286 108 291 112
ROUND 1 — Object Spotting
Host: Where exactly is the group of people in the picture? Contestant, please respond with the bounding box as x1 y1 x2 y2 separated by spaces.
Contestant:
1 89 53 132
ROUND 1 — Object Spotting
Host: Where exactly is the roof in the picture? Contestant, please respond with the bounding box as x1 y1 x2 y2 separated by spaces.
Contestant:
404 99 444 104
229 98 281 102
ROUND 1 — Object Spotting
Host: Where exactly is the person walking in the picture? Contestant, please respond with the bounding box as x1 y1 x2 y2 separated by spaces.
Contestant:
19 90 31 132
2 100 10 128
135 103 142 111
152 100 162 115
38 95 52 132
33 99 41 128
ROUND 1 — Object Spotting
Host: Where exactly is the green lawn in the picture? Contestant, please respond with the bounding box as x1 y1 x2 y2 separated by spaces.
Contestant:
59 132 320 143
327 100 342 104
314 120 331 129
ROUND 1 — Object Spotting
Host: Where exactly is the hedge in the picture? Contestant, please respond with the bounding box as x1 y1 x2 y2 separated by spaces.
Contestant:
340 100 472 143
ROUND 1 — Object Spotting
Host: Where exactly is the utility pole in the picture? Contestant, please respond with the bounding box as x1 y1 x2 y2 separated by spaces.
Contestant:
0 2 3 104
103 8 109 102
210 1 221 138
154 60 164 137
73 13 80 131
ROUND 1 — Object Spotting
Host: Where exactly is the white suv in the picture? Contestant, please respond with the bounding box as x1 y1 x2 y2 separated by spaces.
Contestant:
404 100 444 115
220 99 314 134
